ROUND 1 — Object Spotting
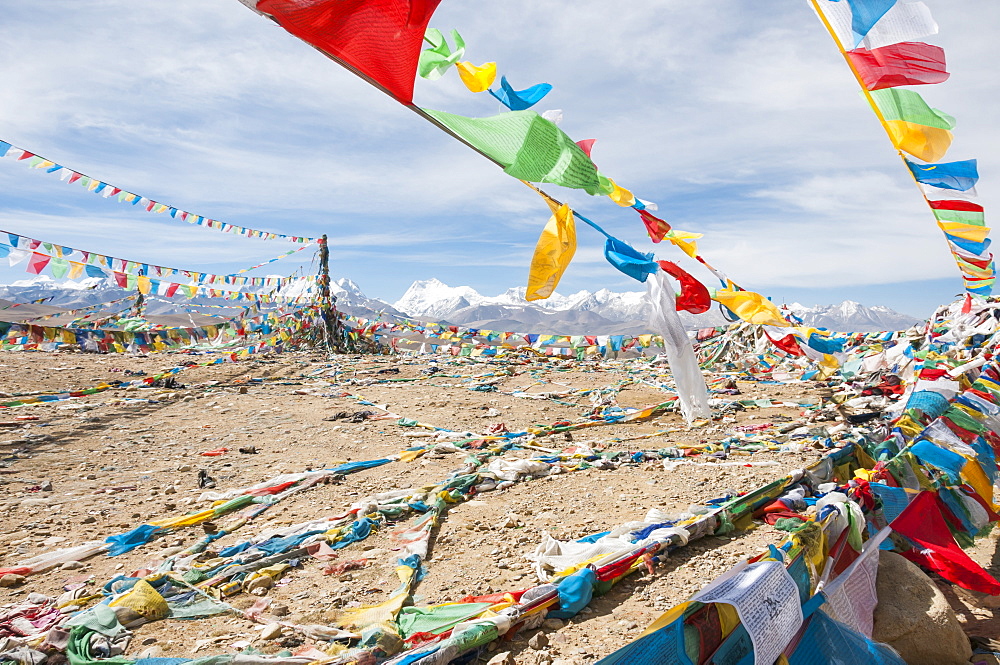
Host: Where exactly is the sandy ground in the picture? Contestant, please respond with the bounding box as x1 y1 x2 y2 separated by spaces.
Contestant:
0 349 995 663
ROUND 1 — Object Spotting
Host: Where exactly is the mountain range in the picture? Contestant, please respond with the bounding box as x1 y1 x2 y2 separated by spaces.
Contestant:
334 277 922 334
0 275 923 334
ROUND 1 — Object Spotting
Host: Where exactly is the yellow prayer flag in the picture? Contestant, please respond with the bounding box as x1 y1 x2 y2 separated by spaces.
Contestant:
664 229 703 259
938 221 991 243
455 61 497 93
68 262 85 279
526 202 576 301
713 288 788 327
607 179 636 207
885 120 953 163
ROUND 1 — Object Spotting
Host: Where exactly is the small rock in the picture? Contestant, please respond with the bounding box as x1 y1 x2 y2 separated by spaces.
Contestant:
0 574 25 588
138 647 163 659
486 652 513 665
542 618 565 630
528 632 549 650
260 623 283 640
141 638 158 646
40 481 53 492
60 561 84 571
271 604 290 617
177 464 192 472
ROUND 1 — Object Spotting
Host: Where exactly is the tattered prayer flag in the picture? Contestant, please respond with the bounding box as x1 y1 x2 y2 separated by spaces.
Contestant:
456 61 496 93
713 288 789 327
657 261 711 314
488 75 552 111
254 0 444 104
847 42 948 90
638 209 671 243
906 158 978 191
423 109 609 194
418 28 465 81
526 202 576 301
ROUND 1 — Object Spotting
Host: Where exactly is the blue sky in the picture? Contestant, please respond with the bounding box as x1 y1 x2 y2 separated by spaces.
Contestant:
0 1 997 319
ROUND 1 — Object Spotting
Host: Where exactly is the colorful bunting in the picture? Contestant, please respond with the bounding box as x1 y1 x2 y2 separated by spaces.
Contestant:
815 0 992 295
0 140 316 243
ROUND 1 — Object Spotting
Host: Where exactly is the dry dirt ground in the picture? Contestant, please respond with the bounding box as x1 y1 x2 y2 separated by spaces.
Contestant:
0 350 996 663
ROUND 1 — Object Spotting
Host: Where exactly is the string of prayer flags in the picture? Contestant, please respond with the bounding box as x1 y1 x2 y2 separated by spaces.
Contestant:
423 109 611 195
0 140 316 243
456 61 497 93
418 29 465 80
813 0 994 295
251 0 443 104
488 75 553 111
0 229 309 288
526 198 577 301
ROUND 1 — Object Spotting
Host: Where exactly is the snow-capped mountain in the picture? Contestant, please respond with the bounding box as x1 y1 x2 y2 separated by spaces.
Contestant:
330 278 402 317
785 301 921 332
391 279 921 333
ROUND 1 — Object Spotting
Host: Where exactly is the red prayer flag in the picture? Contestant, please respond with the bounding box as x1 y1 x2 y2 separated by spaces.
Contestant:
638 210 671 243
765 330 805 357
847 42 949 91
929 200 985 213
575 139 596 158
891 491 1000 595
254 0 443 104
657 260 711 314
26 253 50 275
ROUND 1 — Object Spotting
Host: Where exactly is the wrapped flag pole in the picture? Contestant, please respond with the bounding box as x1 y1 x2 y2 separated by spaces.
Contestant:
646 266 711 424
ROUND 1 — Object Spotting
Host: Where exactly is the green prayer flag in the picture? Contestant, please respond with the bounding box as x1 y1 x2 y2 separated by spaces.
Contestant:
869 88 955 130
423 108 611 194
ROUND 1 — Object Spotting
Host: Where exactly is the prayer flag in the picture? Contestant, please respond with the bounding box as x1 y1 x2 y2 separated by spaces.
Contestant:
254 0 443 104
907 158 978 191
526 202 576 301
423 109 609 194
847 42 948 90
